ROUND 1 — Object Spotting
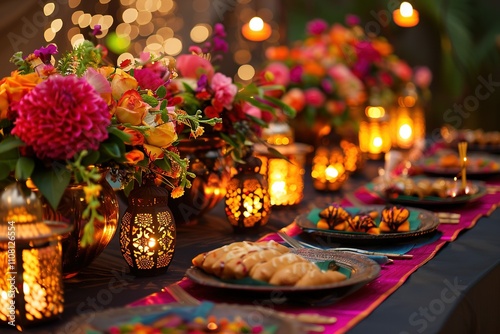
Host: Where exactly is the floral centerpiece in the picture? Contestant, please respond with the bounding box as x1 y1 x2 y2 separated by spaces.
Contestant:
0 26 219 245
167 23 295 163
261 16 432 138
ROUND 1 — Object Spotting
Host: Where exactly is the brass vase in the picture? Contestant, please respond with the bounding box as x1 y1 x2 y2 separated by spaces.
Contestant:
34 173 119 278
170 136 231 224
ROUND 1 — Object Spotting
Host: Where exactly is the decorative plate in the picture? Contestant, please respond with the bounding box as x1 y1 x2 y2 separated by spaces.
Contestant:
185 251 380 304
366 178 487 207
70 302 300 334
295 205 440 244
417 153 500 176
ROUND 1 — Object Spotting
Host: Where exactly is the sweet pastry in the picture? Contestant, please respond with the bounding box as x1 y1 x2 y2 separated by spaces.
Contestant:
347 215 380 235
379 206 410 232
192 241 347 287
317 204 352 231
439 153 460 168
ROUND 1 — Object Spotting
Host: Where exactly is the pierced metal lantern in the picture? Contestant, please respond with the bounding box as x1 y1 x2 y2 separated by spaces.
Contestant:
389 83 426 149
0 183 71 331
225 155 271 231
120 183 176 276
359 105 391 159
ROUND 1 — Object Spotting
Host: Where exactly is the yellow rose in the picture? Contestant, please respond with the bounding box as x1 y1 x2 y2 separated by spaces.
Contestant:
115 90 149 126
111 68 138 100
0 71 42 119
145 122 178 148
143 144 164 161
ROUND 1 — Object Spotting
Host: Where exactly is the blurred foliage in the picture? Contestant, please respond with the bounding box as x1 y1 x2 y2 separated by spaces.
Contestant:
284 0 500 131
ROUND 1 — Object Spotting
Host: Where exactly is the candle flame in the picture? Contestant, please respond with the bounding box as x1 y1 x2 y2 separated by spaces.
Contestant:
400 2 414 17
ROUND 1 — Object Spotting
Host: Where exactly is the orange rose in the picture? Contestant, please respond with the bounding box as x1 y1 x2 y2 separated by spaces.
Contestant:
303 61 325 77
125 149 145 164
123 128 145 145
265 46 289 61
282 88 306 112
111 68 138 100
115 90 149 126
145 122 178 148
0 71 42 119
372 39 393 57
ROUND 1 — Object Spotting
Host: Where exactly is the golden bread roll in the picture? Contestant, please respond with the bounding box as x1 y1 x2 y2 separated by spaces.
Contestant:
250 253 307 282
268 261 318 286
295 269 347 287
192 241 348 287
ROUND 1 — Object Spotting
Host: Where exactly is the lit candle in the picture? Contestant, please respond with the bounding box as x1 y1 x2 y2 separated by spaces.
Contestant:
242 17 272 42
393 2 419 27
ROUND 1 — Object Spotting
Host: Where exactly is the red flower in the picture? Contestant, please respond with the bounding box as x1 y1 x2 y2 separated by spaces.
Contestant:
12 75 110 160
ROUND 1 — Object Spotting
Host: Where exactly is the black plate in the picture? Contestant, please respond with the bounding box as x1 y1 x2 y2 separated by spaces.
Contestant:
186 251 380 304
295 205 440 244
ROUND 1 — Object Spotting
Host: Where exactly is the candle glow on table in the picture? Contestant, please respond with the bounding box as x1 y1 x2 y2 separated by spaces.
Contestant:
359 106 391 159
393 2 419 27
390 84 425 149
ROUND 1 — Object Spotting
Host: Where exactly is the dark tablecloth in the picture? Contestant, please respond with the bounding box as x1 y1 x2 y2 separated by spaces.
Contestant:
3 161 500 334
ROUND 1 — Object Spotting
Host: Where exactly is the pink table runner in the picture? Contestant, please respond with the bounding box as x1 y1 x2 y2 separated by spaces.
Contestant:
131 181 500 334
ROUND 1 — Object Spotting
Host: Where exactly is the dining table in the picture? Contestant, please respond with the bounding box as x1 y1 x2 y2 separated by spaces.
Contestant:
3 157 500 334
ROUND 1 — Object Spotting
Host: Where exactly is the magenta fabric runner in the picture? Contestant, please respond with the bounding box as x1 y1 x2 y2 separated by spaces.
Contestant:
130 180 500 334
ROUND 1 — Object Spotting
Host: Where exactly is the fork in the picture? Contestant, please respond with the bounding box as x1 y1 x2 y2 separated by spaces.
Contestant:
165 283 335 328
436 212 461 224
278 231 412 259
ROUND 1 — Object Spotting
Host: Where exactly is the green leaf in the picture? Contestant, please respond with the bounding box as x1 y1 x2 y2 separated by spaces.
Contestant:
101 142 122 159
220 132 238 148
156 85 167 98
108 126 131 143
266 146 291 164
0 162 11 180
153 158 171 172
141 94 159 107
0 119 12 129
182 82 196 94
15 157 34 180
81 150 100 166
31 164 71 210
247 115 267 127
246 97 276 113
0 136 24 154
264 95 297 118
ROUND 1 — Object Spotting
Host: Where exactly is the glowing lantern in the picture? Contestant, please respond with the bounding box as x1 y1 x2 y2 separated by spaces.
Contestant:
393 2 419 28
256 123 313 206
311 126 360 191
359 105 391 159
120 180 176 276
242 16 272 42
0 183 71 331
389 83 425 149
225 155 271 231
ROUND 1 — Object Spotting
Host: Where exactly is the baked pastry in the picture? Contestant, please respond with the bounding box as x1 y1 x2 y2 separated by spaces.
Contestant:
317 204 351 231
379 206 410 232
192 241 347 287
347 215 380 235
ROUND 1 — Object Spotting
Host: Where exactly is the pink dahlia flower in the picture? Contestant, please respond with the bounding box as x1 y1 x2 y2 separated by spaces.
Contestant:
210 73 237 110
12 75 110 160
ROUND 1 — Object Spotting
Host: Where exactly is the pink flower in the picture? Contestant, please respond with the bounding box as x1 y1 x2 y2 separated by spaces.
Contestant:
345 14 361 26
306 19 328 36
134 61 171 90
328 64 353 81
263 62 290 86
12 75 109 160
304 88 326 108
390 60 413 82
176 54 214 80
414 66 432 88
243 102 261 119
210 72 237 109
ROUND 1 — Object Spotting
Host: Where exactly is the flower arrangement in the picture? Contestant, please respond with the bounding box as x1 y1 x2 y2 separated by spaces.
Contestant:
261 16 432 136
0 26 219 245
167 23 295 163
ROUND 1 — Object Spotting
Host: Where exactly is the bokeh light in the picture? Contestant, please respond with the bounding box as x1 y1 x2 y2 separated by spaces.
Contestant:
238 64 255 81
44 3 56 16
164 37 183 56
106 32 131 54
190 24 210 43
